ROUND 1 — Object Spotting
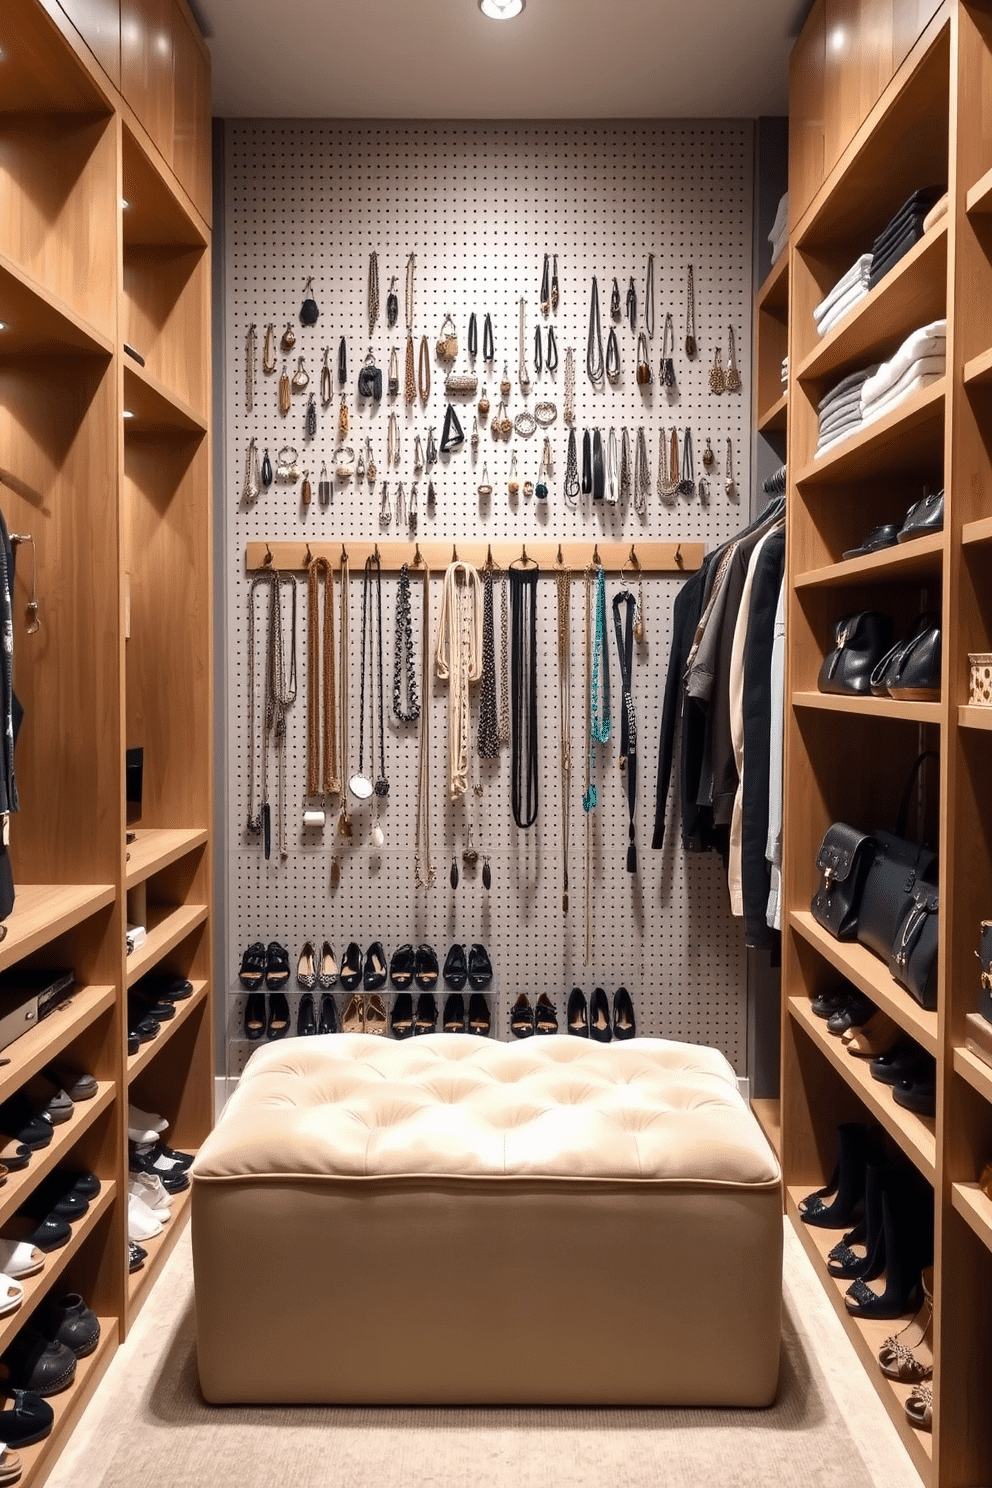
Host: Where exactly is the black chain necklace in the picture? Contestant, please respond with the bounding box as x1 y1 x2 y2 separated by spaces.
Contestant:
478 566 500 758
587 277 604 387
509 560 539 829
612 589 638 873
392 563 420 723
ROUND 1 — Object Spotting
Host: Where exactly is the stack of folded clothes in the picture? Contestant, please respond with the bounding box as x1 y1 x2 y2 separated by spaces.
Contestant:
868 185 946 289
769 191 788 267
781 355 789 389
815 365 879 456
763 464 787 496
860 318 946 428
814 254 873 337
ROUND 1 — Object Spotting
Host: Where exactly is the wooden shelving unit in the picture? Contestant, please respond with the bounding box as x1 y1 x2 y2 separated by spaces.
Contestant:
0 0 212 1480
777 5 992 1485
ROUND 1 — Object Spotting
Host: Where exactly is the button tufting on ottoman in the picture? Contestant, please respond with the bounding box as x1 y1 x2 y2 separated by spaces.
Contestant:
192 1035 782 1406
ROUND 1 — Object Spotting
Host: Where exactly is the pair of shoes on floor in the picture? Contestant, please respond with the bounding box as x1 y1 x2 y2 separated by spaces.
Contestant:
0 1294 101 1397
869 1039 936 1116
442 945 493 990
238 941 290 991
389 945 439 990
509 993 558 1037
339 942 388 992
243 991 291 1040
295 941 337 990
296 992 338 1035
567 987 635 1041
441 992 491 1035
341 992 387 1034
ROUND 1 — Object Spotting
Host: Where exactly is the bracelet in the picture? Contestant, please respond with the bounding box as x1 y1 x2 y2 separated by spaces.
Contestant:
514 410 537 437
534 401 558 427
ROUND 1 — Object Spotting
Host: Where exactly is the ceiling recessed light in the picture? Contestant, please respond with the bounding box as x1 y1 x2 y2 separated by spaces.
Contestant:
830 26 845 51
0 323 7 332
123 409 135 419
480 0 524 19
121 198 130 210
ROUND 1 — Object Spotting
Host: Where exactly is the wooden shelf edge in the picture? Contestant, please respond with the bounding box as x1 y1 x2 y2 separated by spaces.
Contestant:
952 1044 992 1105
15 1323 118 1488
0 984 116 1108
0 884 116 977
127 981 208 1082
125 904 208 987
795 379 946 487
966 162 992 216
788 997 936 1182
958 704 992 732
786 1192 934 1481
122 359 208 436
962 515 992 548
951 1182 992 1255
757 251 789 313
963 346 992 387
757 390 789 433
127 1178 192 1322
0 1083 116 1230
792 691 942 724
0 251 115 359
125 827 209 888
794 532 944 590
789 911 939 1055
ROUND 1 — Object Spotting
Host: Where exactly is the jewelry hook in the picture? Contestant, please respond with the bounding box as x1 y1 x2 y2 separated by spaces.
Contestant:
263 543 273 567
452 544 459 564
557 543 564 565
304 542 313 566
341 544 348 566
593 543 602 568
413 542 423 568
674 542 684 569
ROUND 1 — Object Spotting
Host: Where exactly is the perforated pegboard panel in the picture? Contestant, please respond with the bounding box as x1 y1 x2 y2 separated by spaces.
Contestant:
221 121 754 1076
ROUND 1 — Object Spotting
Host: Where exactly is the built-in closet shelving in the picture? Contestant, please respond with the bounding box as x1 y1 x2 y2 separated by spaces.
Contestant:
776 1 992 1483
0 0 212 1479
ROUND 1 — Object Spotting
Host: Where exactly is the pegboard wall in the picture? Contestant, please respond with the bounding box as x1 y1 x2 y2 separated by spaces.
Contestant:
221 120 755 1075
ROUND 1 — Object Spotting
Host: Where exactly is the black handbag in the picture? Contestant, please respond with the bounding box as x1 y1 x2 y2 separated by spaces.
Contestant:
870 613 941 700
818 612 893 695
889 884 938 1008
357 353 382 402
811 824 875 940
857 752 938 962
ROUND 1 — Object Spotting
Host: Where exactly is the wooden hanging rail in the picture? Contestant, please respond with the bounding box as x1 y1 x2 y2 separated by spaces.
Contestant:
244 539 703 574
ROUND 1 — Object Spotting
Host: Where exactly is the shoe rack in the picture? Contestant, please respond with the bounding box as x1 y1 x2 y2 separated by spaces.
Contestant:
771 2 992 1485
0 0 212 1480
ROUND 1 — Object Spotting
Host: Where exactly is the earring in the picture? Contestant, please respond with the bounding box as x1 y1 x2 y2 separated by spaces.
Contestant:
702 437 715 470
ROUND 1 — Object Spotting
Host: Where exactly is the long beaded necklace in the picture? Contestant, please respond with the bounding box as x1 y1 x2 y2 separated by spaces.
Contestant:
306 556 338 798
246 567 297 862
392 563 420 723
509 556 539 830
478 561 501 758
414 552 435 888
556 557 572 914
436 560 483 799
612 589 639 874
337 551 352 841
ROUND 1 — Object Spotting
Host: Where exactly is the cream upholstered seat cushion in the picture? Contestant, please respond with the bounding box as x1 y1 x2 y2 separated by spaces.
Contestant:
194 1033 779 1190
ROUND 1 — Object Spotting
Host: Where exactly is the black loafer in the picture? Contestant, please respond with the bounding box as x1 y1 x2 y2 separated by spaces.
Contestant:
135 974 194 1002
811 990 848 1019
510 994 535 1038
317 993 338 1035
340 942 363 991
892 1057 937 1116
244 992 266 1040
127 1012 159 1046
612 987 636 1039
296 993 316 1036
589 987 612 1042
443 993 466 1032
28 1175 90 1220
869 1043 924 1085
535 993 558 1035
468 992 491 1037
414 993 438 1034
266 942 291 989
842 523 900 560
391 992 415 1038
43 1294 100 1359
129 991 175 1022
0 1098 54 1152
0 1390 54 1447
826 991 876 1035
127 1032 140 1055
266 992 290 1039
415 944 439 990
443 944 468 990
467 944 493 989
238 943 267 990
1 1332 77 1396
65 1172 101 1200
389 944 415 988
364 942 387 991
12 1215 72 1253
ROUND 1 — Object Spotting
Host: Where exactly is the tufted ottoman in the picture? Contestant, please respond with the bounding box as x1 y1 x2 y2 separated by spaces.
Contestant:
192 1035 782 1406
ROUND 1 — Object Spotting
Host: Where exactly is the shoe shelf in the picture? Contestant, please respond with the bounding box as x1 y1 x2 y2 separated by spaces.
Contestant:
794 531 945 591
0 253 115 360
952 1044 992 1107
0 985 115 1108
795 225 948 388
785 1186 935 1482
794 378 946 488
127 980 208 1083
757 389 788 433
958 704 992 732
122 361 208 438
963 346 992 386
951 1181 992 1256
0 1180 116 1359
0 1082 115 1230
750 1097 781 1157
788 997 937 1183
966 161 992 216
13 1321 117 1488
125 903 208 988
792 692 943 725
790 912 939 1056
125 828 209 890
127 1168 194 1321
0 886 117 978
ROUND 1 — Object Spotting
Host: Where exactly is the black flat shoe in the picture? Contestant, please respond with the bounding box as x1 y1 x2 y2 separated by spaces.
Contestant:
468 992 491 1037
0 1389 54 1447
390 944 415 989
589 988 612 1042
317 993 338 1035
244 992 266 1040
340 942 363 991
265 942 290 990
391 992 415 1038
892 1056 937 1117
869 1042 925 1085
567 988 589 1037
297 993 316 1036
415 944 439 990
535 993 558 1035
0 1099 54 1152
296 942 317 990
238 943 267 990
415 992 438 1034
612 987 636 1040
826 990 876 1036
811 989 847 1019
467 944 493 989
443 944 468 990
135 974 194 1002
443 992 466 1032
266 992 290 1039
798 1122 869 1229
510 994 535 1038
364 942 387 991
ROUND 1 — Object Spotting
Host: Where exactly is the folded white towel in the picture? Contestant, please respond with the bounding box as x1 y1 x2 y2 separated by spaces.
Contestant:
861 368 944 427
861 323 946 405
862 352 946 412
814 255 873 321
923 193 948 233
817 283 870 337
768 192 788 247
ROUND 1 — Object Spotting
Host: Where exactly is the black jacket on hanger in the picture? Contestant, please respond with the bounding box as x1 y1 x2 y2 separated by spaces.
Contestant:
739 527 785 948
650 552 716 851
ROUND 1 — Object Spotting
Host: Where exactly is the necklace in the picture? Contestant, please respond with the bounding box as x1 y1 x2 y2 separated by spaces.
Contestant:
657 426 679 504
556 559 572 913
337 551 352 839
547 326 558 374
587 278 604 386
685 265 697 357
498 570 510 746
518 297 531 395
634 426 649 515
386 275 398 328
589 565 611 756
414 553 435 888
368 252 379 336
436 561 483 798
263 322 276 375
540 252 550 316
612 589 639 873
247 568 297 861
478 562 501 758
551 254 559 312
509 558 539 829
582 430 592 494
483 313 494 361
626 276 637 333
418 336 430 402
245 323 255 411
405 335 416 405
661 313 676 388
619 427 631 506
606 426 619 504
606 327 620 385
564 345 576 424
242 437 259 505
321 348 331 407
307 555 338 797
405 252 415 331
726 436 738 500
371 554 388 795
645 254 655 339
351 557 376 800
564 428 579 506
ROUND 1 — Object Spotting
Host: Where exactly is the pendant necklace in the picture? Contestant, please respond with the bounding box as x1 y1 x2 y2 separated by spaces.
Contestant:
509 551 539 830
337 551 353 840
350 555 378 800
307 554 338 798
556 554 572 913
414 550 435 888
435 559 483 799
612 588 639 874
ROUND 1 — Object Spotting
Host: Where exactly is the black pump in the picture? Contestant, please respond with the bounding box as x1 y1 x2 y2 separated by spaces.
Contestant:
798 1122 870 1229
589 988 612 1043
567 988 589 1037
612 987 636 1040
845 1175 933 1319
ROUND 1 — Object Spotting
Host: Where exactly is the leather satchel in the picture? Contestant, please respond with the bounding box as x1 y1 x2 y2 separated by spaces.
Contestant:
811 824 875 940
889 884 939 1009
870 613 941 700
857 752 938 962
818 611 893 695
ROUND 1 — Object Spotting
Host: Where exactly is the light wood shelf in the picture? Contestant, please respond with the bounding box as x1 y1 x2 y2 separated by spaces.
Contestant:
245 539 705 575
963 346 992 386
123 360 208 436
751 1097 781 1157
757 389 788 433
0 1082 115 1230
127 980 208 1082
127 1171 193 1320
0 985 116 1108
788 997 936 1183
792 691 942 725
966 162 992 216
125 904 208 987
958 705 992 732
962 515 992 547
757 252 789 315
125 827 208 888
952 1044 992 1107
790 911 939 1055
786 1188 934 1482
951 1182 992 1255
0 252 115 358
13 1323 117 1488
0 885 116 976
795 378 946 487
795 532 944 590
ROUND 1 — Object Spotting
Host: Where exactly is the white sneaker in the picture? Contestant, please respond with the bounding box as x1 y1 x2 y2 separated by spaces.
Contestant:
128 1174 171 1222
127 1193 163 1242
127 1104 169 1144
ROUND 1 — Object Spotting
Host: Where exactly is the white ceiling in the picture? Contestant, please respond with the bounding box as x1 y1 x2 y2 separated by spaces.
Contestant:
198 0 796 119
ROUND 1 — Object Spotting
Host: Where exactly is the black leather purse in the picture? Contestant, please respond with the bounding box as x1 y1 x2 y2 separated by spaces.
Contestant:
811 824 875 940
818 612 893 695
889 884 939 1008
357 352 382 401
857 752 938 962
870 613 941 700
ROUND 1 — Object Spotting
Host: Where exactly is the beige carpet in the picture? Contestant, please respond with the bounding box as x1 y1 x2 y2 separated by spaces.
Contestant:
46 1225 922 1488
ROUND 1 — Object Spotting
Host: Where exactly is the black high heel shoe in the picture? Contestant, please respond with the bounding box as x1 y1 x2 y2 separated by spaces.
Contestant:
828 1161 888 1279
244 993 266 1041
266 992 290 1039
845 1175 933 1319
340 942 363 991
296 993 316 1036
589 988 612 1042
443 993 466 1032
535 993 558 1035
415 944 439 990
391 992 415 1038
415 992 438 1034
510 994 535 1038
389 945 415 989
467 945 493 989
566 988 588 1036
364 942 387 991
317 993 338 1035
468 993 491 1037
798 1122 869 1229
612 987 635 1040
443 945 468 990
